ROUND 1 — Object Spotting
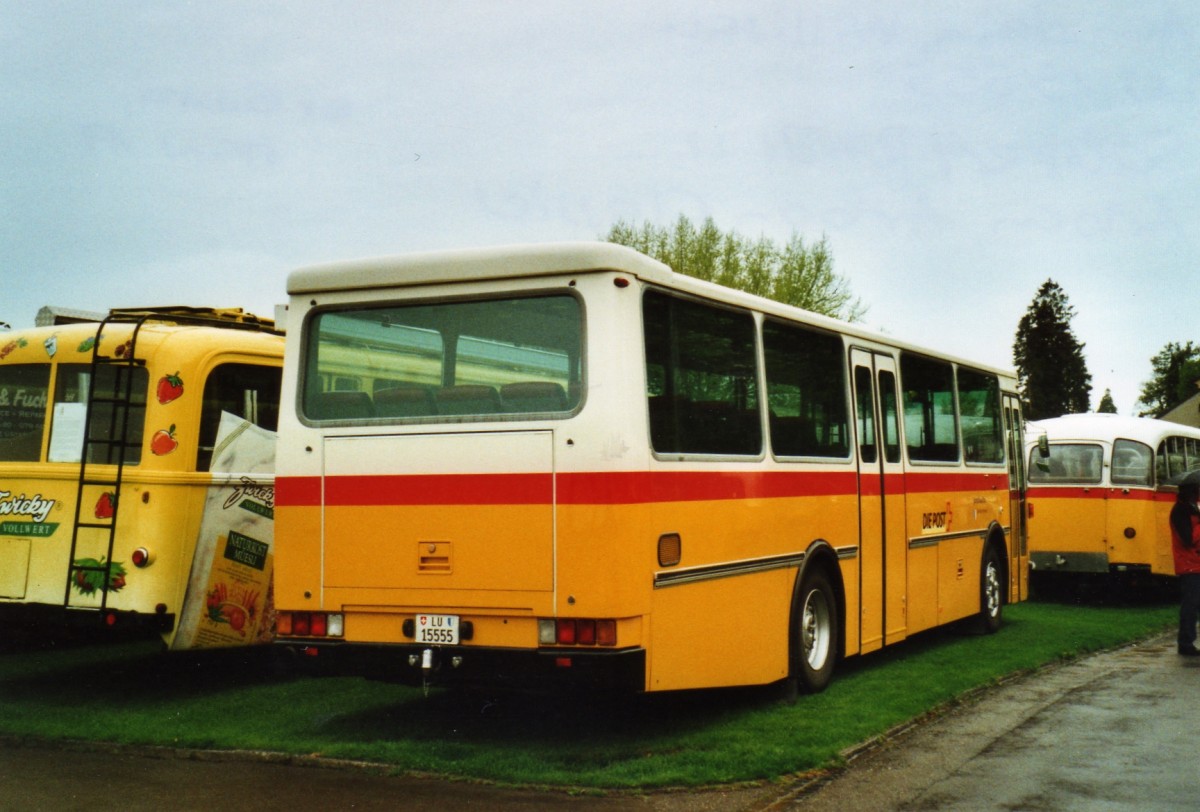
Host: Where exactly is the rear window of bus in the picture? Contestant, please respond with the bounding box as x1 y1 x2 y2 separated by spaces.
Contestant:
302 294 582 422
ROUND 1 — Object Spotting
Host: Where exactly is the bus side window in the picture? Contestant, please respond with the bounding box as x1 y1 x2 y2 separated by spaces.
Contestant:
900 354 959 463
643 291 761 456
197 363 283 471
0 364 51 462
762 320 850 459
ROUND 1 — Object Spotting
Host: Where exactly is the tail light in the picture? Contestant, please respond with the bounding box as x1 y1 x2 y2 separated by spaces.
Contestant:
130 547 153 568
277 611 344 639
539 618 617 647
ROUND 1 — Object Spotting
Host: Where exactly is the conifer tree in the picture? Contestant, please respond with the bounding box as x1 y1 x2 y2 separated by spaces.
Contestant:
1013 280 1092 420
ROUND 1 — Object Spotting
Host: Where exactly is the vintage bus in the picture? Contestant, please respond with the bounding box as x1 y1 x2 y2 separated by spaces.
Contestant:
272 242 1028 693
1026 413 1200 591
0 307 283 648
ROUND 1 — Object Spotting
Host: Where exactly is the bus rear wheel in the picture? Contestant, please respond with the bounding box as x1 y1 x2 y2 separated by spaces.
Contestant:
976 545 1004 634
791 569 838 693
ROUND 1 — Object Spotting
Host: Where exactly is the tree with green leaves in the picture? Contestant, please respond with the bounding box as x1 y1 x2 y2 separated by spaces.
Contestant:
1137 341 1200 417
1013 279 1092 420
604 215 865 321
1096 389 1117 414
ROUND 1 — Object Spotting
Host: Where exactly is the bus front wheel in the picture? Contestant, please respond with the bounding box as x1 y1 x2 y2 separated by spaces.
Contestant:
791 568 838 693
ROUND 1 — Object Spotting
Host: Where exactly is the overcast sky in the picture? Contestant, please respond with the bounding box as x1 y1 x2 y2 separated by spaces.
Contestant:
2 2 1196 414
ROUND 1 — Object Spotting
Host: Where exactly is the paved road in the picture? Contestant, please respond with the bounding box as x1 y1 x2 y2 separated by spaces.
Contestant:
1 633 1194 811
778 631 1199 811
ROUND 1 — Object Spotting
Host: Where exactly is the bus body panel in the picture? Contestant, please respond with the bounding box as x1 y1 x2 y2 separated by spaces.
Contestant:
903 469 1010 628
321 432 555 595
1106 489 1170 574
648 567 794 691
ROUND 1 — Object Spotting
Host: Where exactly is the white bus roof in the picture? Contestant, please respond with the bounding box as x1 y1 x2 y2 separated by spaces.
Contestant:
1027 413 1200 446
287 241 674 295
287 241 1016 380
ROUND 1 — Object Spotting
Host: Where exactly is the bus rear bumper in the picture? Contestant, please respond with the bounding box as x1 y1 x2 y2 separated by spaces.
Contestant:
1030 551 1109 574
0 602 175 646
277 640 648 693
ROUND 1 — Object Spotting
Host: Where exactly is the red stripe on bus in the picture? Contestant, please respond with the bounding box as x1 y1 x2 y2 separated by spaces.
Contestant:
276 476 322 506
277 469 1010 508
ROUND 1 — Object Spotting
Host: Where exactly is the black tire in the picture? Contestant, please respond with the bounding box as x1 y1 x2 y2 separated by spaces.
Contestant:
977 545 1004 634
791 568 838 693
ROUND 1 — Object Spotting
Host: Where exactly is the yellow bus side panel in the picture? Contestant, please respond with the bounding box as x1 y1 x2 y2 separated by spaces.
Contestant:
937 536 982 624
648 569 794 692
907 545 938 632
0 537 31 598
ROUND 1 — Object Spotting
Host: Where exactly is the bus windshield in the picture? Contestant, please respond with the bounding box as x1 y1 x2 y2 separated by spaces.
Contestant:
1028 442 1103 484
302 293 582 421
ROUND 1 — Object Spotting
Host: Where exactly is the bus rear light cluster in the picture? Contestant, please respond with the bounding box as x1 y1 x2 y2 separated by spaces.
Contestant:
538 618 617 647
277 611 344 638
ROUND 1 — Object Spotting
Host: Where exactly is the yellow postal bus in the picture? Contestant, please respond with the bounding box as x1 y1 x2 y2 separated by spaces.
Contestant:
0 307 283 648
272 242 1028 693
1026 413 1200 591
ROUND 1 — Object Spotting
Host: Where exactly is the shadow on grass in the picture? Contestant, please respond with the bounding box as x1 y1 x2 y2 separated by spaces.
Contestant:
316 676 783 749
316 620 998 748
1030 572 1179 608
0 640 296 705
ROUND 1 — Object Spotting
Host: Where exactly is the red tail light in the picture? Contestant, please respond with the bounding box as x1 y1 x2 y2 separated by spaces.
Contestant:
291 612 311 636
550 618 617 647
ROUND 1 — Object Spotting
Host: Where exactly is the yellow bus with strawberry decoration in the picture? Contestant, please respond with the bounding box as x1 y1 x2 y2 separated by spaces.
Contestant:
0 306 284 648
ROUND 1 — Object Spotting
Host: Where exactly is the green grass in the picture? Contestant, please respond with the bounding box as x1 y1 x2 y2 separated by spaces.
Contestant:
0 600 1174 789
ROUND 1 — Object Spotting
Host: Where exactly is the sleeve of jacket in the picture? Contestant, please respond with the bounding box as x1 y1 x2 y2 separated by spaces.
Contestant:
1171 502 1194 549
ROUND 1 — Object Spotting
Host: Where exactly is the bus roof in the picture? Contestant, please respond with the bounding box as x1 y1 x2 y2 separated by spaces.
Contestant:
1027 413 1200 446
287 241 674 295
287 241 1016 380
0 316 283 363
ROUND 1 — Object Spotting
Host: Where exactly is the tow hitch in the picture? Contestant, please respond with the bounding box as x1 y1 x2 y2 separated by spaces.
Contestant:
408 648 464 695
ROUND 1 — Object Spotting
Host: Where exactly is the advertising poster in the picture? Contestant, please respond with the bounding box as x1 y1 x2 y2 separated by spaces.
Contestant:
172 412 276 650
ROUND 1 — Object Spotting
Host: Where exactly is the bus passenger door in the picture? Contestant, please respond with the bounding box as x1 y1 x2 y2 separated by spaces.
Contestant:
1003 395 1029 602
851 349 906 653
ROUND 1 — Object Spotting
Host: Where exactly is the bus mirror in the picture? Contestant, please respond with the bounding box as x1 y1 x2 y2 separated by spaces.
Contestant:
1033 433 1050 472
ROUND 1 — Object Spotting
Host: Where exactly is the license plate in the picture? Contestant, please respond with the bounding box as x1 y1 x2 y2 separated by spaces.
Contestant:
415 613 460 645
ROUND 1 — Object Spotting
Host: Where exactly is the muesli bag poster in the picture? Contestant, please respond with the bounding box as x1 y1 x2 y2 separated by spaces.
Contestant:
172 412 275 650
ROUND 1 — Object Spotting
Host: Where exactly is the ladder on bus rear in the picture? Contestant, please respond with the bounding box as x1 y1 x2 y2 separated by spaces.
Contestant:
63 313 149 616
